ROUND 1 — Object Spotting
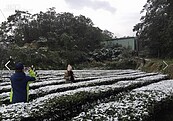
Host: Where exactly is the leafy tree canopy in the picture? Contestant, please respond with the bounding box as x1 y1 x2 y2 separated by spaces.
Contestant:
0 7 114 69
134 0 173 58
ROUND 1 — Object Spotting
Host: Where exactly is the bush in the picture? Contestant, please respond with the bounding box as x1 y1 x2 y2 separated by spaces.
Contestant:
105 59 137 69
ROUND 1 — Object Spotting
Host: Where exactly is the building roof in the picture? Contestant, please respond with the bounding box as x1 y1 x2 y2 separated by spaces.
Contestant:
105 37 135 42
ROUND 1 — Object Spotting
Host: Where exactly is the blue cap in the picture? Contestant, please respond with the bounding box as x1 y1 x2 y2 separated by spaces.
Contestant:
15 62 24 70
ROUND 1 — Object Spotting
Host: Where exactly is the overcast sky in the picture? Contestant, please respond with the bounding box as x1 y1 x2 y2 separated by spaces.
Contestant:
0 0 147 37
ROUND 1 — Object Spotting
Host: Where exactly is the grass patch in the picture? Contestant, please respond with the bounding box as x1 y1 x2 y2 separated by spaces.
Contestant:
141 58 173 78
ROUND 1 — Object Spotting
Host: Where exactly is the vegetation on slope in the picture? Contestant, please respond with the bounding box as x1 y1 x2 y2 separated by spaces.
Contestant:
140 59 173 79
0 7 115 69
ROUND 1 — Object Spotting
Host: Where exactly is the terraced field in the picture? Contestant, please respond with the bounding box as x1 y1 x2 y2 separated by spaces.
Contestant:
0 69 173 121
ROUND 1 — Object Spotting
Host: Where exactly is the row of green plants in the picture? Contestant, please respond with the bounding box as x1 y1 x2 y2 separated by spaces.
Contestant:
72 80 173 121
24 75 168 120
0 72 167 120
0 71 159 104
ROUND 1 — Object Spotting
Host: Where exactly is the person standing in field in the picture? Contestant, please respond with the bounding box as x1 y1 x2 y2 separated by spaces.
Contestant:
10 62 36 103
64 64 75 82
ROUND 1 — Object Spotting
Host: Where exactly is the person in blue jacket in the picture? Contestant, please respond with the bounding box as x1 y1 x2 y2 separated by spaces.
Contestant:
10 62 36 103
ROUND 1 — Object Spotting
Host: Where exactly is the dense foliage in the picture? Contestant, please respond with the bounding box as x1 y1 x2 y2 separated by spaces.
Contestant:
0 7 114 69
134 0 173 58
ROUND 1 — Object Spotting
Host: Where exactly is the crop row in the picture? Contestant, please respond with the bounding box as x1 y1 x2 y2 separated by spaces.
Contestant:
72 79 173 121
0 71 161 104
0 70 168 120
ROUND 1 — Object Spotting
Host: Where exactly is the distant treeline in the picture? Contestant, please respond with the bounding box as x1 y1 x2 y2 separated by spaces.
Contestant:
0 7 115 69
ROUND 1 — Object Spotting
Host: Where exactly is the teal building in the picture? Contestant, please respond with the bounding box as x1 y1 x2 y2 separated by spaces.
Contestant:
103 37 137 51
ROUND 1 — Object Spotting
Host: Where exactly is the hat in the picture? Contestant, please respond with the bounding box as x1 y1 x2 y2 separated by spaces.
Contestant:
15 62 24 70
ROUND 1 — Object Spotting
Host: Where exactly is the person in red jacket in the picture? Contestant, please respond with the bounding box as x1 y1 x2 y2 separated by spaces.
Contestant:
10 62 36 103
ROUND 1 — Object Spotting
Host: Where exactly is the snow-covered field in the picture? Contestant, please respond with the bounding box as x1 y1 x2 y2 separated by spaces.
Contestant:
0 69 172 121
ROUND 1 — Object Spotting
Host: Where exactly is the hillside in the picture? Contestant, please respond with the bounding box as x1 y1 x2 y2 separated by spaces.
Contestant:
140 59 173 79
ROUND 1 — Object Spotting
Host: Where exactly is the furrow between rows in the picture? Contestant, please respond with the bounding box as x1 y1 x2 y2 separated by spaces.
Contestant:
0 74 168 120
0 73 163 104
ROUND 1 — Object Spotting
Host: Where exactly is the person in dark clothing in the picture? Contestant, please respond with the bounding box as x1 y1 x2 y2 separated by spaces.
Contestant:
10 62 36 103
